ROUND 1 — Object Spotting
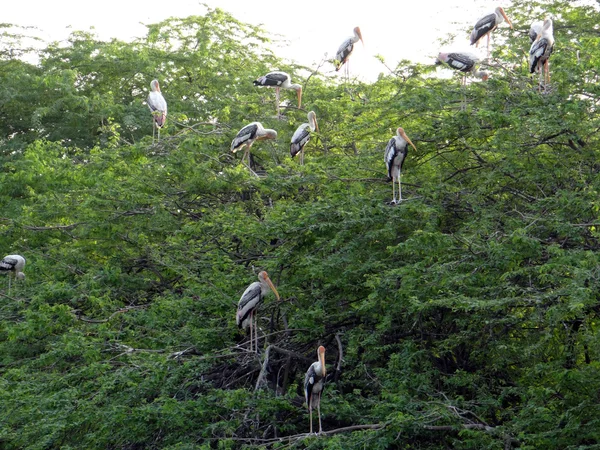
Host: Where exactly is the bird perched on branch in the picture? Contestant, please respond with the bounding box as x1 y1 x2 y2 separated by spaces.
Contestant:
334 26 364 77
0 254 26 295
290 111 319 165
529 18 554 91
147 79 167 142
236 271 280 353
304 345 326 434
470 6 513 59
253 71 302 116
231 122 278 176
384 127 417 204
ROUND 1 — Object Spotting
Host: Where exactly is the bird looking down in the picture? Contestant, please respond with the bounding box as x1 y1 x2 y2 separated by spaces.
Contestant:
290 111 319 165
0 254 26 295
304 345 327 434
384 127 417 204
147 79 167 142
236 271 280 353
253 71 302 116
231 122 278 176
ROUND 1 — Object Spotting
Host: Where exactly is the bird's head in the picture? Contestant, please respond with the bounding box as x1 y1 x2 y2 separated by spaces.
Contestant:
497 7 513 28
17 272 25 280
258 271 280 300
436 52 448 65
354 27 364 45
317 346 326 374
398 127 417 151
151 79 161 92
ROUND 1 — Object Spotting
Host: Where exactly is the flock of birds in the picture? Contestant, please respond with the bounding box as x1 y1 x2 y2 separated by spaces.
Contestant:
1 6 557 437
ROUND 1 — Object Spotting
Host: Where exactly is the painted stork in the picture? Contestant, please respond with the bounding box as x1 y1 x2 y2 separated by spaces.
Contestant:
236 271 280 353
334 26 364 76
290 111 319 165
0 254 26 295
253 71 302 116
304 345 326 435
147 79 167 142
470 7 513 59
529 18 554 91
385 127 417 204
437 52 489 85
231 122 278 176
529 20 544 44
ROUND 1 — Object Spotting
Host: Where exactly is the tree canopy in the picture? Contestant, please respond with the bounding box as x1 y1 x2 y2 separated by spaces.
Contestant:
1 1 600 449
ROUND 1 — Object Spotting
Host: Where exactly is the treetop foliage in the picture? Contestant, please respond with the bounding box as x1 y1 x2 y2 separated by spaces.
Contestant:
1 1 600 448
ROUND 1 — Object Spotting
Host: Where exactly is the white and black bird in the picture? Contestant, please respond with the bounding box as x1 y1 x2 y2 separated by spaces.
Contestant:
437 52 489 85
253 71 302 116
304 345 326 435
147 79 167 142
470 7 513 58
334 26 364 76
384 127 417 204
529 18 554 90
0 254 26 294
231 122 278 176
290 111 319 165
236 271 280 353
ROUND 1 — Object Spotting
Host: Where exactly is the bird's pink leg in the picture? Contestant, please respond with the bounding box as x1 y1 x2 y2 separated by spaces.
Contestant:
300 149 304 165
317 396 323 434
398 171 403 202
486 33 490 59
275 87 280 116
309 407 313 434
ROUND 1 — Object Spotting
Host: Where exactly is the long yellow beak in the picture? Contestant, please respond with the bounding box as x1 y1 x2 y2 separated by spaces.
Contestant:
400 131 417 151
297 87 303 109
501 9 513 29
266 276 280 300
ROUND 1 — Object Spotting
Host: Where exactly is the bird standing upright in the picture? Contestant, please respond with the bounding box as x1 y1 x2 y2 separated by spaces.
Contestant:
529 18 554 91
304 345 327 435
385 127 417 204
231 122 278 176
470 7 513 59
290 111 319 165
334 26 364 77
236 271 280 353
253 71 302 116
0 254 26 295
147 79 167 142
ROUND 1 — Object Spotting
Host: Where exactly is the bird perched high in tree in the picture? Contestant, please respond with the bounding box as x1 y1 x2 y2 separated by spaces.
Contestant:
290 111 319 165
470 6 513 59
231 122 278 176
304 345 327 435
529 18 554 91
334 26 364 77
253 71 302 117
0 254 26 295
147 79 167 142
236 271 280 353
385 127 417 204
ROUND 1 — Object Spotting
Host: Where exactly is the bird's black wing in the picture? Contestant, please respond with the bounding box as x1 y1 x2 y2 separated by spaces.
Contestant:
236 282 262 327
0 257 17 271
335 38 354 69
290 126 310 157
254 72 288 87
447 53 475 73
529 38 552 73
304 363 325 408
231 123 258 151
470 13 496 45
384 138 398 180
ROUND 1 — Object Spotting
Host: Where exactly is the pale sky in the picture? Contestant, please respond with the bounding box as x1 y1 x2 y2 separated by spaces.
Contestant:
4 0 506 80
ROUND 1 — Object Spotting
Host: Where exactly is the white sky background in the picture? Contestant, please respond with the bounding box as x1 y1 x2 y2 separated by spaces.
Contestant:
4 0 509 81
